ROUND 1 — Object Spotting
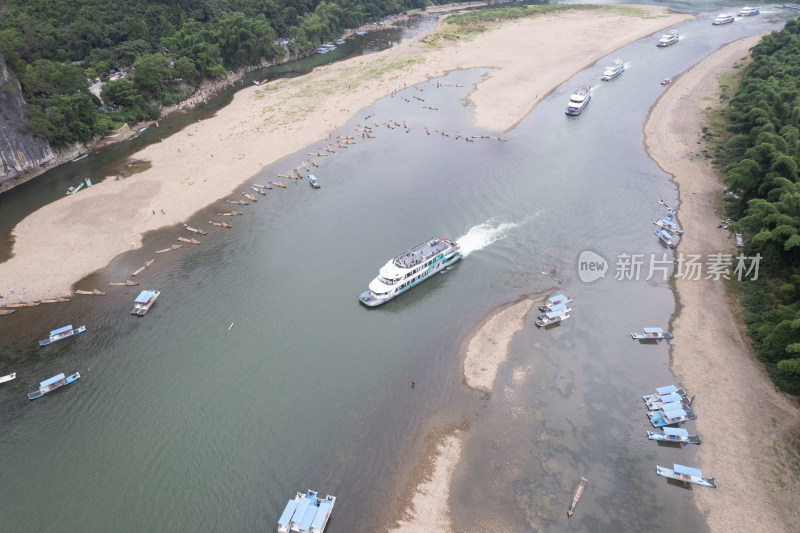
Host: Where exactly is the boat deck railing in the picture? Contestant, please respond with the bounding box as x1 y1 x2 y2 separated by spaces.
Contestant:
393 239 454 269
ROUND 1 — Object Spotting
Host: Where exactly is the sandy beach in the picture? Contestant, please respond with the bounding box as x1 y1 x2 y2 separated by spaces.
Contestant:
0 5 690 304
644 35 800 532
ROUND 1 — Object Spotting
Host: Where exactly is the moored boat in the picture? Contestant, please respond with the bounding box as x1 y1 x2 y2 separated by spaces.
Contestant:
131 290 160 316
661 78 672 86
647 427 701 444
647 402 696 427
653 216 684 235
657 29 679 47
631 327 673 340
0 372 16 384
28 372 81 399
306 174 321 188
656 464 716 488
655 229 677 248
538 303 570 319
713 13 735 24
601 59 625 81
359 238 462 307
642 384 687 406
565 85 591 115
536 309 571 327
277 490 336 533
739 5 760 15
644 391 688 411
539 294 573 312
39 324 86 346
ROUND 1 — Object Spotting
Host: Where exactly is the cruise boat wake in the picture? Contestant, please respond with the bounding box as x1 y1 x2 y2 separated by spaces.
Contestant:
456 219 520 257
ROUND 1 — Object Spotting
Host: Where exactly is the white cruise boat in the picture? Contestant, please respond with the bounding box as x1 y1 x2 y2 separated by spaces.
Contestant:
713 13 735 24
359 237 462 307
565 85 591 115
601 59 625 81
657 30 679 47
739 5 760 15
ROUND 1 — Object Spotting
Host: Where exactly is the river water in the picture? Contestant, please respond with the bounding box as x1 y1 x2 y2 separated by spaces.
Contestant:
0 5 792 532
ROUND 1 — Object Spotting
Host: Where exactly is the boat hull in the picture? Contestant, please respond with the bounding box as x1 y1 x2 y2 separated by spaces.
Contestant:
39 325 87 346
656 465 716 487
360 254 461 307
647 431 701 444
28 372 81 400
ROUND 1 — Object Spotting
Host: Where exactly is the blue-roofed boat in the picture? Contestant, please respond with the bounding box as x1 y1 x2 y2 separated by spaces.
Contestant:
536 308 571 327
359 238 462 307
278 490 336 533
739 5 760 15
647 402 696 427
131 289 160 316
644 391 687 411
27 372 80 400
642 385 687 405
653 211 684 234
655 229 677 248
631 327 673 340
565 84 591 115
647 427 701 444
39 324 87 346
306 174 320 188
538 302 569 318
85 177 92 187
656 464 716 487
539 294 573 312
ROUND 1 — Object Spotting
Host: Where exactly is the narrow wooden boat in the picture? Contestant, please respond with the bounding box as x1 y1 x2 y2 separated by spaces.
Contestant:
301 161 310 170
278 174 292 179
567 477 587 518
252 186 266 195
242 193 257 202
5 303 26 308
75 289 106 295
308 159 319 167
0 372 15 384
272 181 287 188
254 183 268 188
0 309 16 315
40 299 59 303
39 325 86 346
184 225 207 235
226 199 248 205
155 244 183 254
23 301 41 306
132 259 155 276
209 221 233 228
177 237 201 245
631 327 673 340
647 427 701 444
294 169 303 179
656 464 715 488
28 372 81 399
109 280 139 286
217 211 243 216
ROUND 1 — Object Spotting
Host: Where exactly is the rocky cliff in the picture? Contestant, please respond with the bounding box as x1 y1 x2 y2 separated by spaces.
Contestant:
0 53 57 189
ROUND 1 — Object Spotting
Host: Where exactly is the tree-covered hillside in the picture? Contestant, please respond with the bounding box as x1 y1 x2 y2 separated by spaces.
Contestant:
0 0 452 147
723 18 800 395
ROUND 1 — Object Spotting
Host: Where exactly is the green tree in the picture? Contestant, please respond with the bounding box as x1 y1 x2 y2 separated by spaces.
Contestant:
131 53 170 100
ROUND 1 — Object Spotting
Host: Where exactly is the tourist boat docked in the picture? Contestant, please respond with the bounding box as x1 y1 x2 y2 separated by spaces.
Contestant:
655 229 677 248
538 303 570 319
739 5 760 15
277 490 336 533
536 309 571 327
647 427 701 444
656 464 716 488
565 85 591 115
653 215 684 235
647 402 697 427
642 384 687 406
643 390 690 411
0 372 16 384
631 327 673 340
601 59 625 81
657 30 679 47
539 294 573 312
131 290 160 316
713 13 736 24
27 372 80 400
306 174 320 188
39 324 86 346
360 238 462 307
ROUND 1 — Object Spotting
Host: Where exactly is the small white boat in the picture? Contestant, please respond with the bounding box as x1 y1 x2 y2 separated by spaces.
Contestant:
713 13 735 24
600 59 625 81
0 372 16 384
565 85 591 115
131 290 160 316
657 30 679 47
661 78 672 86
739 5 760 16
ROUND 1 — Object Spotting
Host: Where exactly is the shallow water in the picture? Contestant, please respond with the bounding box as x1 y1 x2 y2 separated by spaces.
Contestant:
0 5 791 532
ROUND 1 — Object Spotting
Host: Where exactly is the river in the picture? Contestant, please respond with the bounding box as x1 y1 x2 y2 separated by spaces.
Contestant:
0 4 791 532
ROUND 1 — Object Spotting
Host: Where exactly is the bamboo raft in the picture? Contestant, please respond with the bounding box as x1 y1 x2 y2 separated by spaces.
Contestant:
185 226 207 235
40 297 71 304
272 181 287 188
0 309 15 315
277 174 292 179
76 289 106 295
567 477 588 518
217 211 243 216
4 303 26 308
109 280 138 286
242 193 257 202
301 161 310 170
132 259 155 276
177 237 201 245
226 199 248 205
293 169 303 179
252 186 266 195
155 244 183 254
209 220 232 228
319 147 334 153
308 159 319 167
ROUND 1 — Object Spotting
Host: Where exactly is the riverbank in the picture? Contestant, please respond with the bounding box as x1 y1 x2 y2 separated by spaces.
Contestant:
644 35 800 532
0 5 689 304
